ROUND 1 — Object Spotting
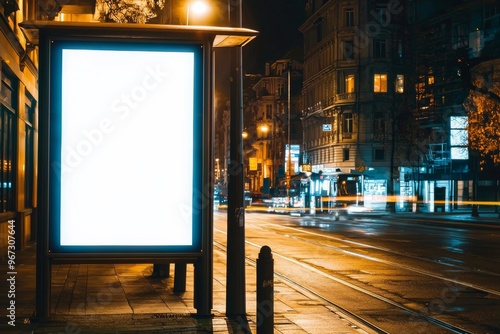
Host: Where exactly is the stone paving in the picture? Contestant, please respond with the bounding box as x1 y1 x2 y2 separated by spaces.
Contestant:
0 240 367 333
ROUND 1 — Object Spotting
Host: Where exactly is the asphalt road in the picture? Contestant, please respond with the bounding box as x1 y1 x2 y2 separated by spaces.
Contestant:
214 211 500 333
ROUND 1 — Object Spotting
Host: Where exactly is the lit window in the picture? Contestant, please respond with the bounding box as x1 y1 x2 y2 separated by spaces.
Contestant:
374 74 387 93
346 74 355 93
450 116 469 160
396 74 404 93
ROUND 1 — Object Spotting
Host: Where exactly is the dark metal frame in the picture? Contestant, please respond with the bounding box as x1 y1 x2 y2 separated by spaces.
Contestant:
19 21 256 320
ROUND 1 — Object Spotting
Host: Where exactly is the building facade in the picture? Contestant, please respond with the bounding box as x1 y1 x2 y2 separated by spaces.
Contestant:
300 0 410 207
300 0 500 212
1 0 40 257
244 59 303 194
413 0 500 212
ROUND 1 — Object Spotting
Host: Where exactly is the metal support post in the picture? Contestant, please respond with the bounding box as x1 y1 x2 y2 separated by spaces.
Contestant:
226 0 246 317
257 246 274 333
173 263 187 293
152 263 170 278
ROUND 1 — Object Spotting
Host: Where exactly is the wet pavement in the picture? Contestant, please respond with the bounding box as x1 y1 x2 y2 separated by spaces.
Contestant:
1 208 498 333
1 234 370 333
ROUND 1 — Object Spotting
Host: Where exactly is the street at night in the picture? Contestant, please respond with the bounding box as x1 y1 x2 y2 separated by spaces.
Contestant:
214 210 500 333
2 0 500 333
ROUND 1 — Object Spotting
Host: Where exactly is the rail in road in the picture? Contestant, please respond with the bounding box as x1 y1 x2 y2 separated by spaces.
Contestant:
213 211 500 333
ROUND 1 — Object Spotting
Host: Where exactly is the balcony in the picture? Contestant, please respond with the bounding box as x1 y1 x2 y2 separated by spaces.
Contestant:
342 132 352 139
426 143 450 167
335 92 356 104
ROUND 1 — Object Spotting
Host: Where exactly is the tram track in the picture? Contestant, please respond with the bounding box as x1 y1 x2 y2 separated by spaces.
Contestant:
214 234 476 333
213 212 499 333
258 220 500 297
212 239 387 334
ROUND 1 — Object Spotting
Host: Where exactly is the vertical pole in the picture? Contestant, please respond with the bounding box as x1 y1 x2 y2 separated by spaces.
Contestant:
173 263 187 293
226 0 246 317
286 69 291 205
195 41 214 316
36 34 51 320
257 246 274 333
35 209 50 319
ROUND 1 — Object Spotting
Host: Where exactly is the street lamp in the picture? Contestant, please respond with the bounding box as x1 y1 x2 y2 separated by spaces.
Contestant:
186 0 209 25
260 124 270 134
215 158 220 179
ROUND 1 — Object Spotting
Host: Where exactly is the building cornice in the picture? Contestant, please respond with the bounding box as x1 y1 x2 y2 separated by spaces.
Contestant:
0 14 38 76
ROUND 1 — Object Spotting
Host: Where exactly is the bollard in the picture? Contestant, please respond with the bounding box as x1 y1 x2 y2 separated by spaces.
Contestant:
257 245 274 334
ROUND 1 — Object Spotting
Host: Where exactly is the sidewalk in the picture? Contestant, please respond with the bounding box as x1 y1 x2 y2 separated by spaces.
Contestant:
1 240 370 333
386 208 500 225
310 206 500 226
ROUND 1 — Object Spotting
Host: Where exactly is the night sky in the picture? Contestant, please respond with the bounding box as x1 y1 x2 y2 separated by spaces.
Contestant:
242 0 305 73
214 0 305 101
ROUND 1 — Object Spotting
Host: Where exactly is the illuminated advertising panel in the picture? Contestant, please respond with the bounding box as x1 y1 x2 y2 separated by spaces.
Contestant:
49 39 203 253
450 116 469 160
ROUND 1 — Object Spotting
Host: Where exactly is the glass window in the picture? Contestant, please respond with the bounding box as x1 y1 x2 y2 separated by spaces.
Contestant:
0 73 14 106
374 73 387 93
374 148 385 161
343 112 353 133
374 7 386 23
278 82 284 96
266 104 272 119
343 40 354 60
397 41 403 58
25 94 36 207
345 9 354 27
343 148 350 161
450 116 469 160
1 69 16 212
373 40 386 58
396 74 404 93
484 4 500 29
345 74 355 93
